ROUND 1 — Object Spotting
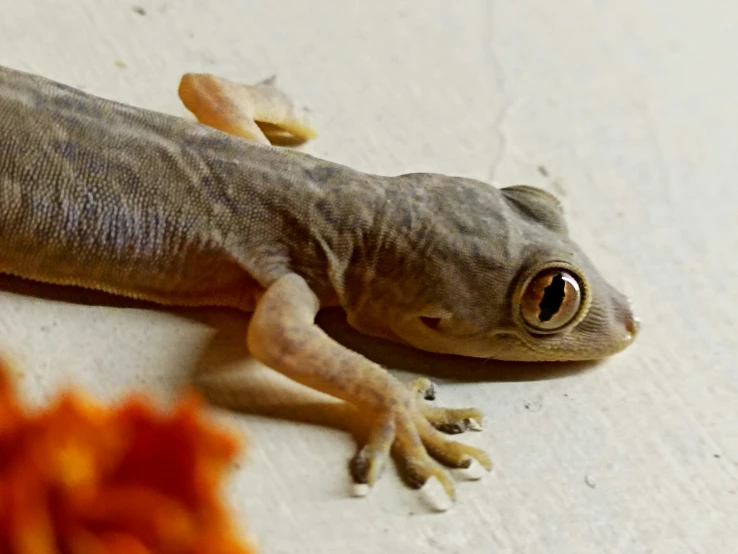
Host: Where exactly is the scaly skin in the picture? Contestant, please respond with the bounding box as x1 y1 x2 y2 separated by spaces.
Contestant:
0 65 638 507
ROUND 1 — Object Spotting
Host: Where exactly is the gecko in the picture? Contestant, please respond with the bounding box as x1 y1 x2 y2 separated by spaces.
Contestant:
0 65 639 506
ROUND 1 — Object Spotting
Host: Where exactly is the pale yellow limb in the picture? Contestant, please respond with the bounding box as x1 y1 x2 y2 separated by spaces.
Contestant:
178 73 318 145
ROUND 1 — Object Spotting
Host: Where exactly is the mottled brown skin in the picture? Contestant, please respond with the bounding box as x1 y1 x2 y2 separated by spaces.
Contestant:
0 65 638 506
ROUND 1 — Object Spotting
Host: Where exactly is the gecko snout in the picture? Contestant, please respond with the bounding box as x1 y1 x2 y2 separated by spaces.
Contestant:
623 297 640 337
613 296 640 351
625 312 640 338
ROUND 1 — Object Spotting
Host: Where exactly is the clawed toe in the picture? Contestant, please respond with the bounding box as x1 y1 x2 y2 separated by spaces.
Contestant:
349 417 394 486
349 383 492 506
406 377 437 400
416 417 493 471
421 404 486 434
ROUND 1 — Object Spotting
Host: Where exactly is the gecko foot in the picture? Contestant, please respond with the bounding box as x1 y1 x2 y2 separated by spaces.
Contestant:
349 386 492 505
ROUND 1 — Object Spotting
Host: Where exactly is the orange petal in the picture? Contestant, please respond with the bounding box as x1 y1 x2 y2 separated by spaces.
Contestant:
4 465 57 554
0 356 252 554
79 485 196 552
111 393 240 509
0 359 24 465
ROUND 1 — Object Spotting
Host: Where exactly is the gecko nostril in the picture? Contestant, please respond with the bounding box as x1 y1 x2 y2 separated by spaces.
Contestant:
626 314 641 337
624 298 640 337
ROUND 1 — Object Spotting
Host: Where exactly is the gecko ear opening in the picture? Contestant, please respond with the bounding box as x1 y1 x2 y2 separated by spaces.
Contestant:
501 185 568 235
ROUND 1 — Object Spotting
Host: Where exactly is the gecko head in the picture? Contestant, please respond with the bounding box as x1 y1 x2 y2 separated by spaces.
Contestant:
388 256 639 362
346 181 639 362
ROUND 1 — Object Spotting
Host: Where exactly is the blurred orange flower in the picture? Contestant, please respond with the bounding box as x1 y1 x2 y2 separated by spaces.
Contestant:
0 359 255 554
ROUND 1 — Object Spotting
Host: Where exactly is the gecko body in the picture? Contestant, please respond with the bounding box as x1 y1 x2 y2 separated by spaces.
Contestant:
0 65 638 504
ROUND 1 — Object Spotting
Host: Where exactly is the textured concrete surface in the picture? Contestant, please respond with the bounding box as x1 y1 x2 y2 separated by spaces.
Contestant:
0 1 736 553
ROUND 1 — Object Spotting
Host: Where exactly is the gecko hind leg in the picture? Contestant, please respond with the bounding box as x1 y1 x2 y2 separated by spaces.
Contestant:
178 72 317 145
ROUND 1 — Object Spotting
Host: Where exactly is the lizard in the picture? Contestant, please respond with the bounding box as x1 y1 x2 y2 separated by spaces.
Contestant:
0 64 639 506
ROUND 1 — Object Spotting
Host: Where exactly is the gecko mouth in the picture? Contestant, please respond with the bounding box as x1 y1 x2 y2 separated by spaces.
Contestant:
399 300 638 361
419 316 442 330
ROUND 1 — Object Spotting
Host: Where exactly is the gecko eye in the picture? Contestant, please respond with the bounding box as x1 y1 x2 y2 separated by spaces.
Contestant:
520 268 583 333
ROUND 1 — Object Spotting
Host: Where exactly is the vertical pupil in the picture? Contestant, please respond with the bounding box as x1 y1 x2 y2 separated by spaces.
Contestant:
538 273 566 322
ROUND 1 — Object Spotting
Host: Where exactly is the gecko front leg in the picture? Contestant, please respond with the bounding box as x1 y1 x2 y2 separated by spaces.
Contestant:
175 72 492 503
246 274 491 505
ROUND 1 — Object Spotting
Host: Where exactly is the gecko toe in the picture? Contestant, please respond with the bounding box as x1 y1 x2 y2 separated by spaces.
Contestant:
420 476 455 512
421 405 486 434
416 416 493 472
399 454 457 502
391 410 457 501
406 378 437 400
349 416 394 487
457 458 489 480
464 416 485 432
351 483 371 497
